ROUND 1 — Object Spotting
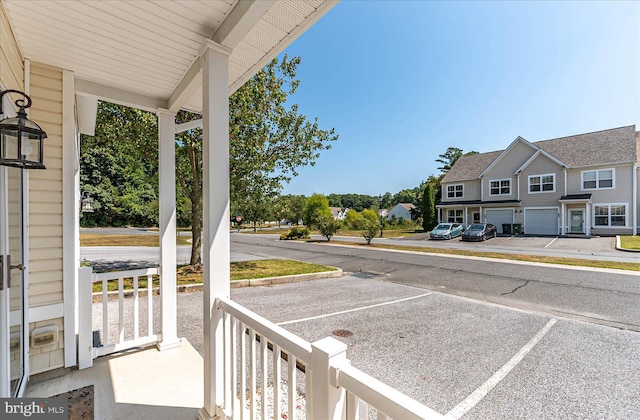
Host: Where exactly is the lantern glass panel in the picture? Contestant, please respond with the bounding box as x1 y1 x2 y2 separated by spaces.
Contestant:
2 129 19 161
21 132 40 162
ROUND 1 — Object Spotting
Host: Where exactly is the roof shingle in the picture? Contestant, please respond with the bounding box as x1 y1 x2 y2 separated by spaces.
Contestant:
442 125 636 183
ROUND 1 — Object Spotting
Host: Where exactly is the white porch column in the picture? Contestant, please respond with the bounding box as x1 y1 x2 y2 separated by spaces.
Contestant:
199 44 231 420
62 69 79 367
586 203 591 237
561 203 566 235
157 108 180 351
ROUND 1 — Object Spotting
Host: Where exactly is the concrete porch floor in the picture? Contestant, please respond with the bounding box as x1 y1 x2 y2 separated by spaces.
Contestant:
25 338 203 420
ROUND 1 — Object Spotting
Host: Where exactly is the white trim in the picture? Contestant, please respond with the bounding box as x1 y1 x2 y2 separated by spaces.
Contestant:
212 0 276 49
563 168 567 196
168 57 203 114
157 109 180 351
75 78 167 113
62 69 79 368
581 168 615 191
201 46 231 420
228 0 340 95
633 163 637 236
527 173 556 194
489 178 512 196
479 136 538 178
514 149 567 174
10 304 64 326
592 202 629 228
568 209 585 234
446 183 464 199
175 119 203 134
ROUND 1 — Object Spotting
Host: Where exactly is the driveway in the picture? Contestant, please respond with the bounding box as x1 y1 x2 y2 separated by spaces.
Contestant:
175 275 640 419
320 234 632 263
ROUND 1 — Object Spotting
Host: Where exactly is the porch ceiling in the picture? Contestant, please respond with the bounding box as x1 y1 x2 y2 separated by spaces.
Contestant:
3 0 336 113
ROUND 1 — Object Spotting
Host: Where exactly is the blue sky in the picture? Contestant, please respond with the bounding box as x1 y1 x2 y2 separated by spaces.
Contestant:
279 0 640 197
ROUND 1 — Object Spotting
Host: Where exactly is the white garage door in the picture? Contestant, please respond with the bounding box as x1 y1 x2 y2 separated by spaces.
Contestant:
525 209 558 235
485 209 513 233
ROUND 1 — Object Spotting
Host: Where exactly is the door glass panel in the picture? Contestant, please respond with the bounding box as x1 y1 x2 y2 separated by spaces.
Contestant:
7 166 24 396
570 211 584 233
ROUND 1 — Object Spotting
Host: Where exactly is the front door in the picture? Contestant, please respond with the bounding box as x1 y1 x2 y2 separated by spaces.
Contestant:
0 164 28 398
570 210 584 234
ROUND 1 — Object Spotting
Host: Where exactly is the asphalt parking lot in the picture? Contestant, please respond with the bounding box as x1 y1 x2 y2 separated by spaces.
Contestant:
172 273 640 419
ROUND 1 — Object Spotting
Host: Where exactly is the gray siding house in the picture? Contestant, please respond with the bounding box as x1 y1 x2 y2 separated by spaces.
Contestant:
437 126 639 236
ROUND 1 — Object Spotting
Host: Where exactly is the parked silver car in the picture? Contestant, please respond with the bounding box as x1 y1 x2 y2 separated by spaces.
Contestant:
430 223 464 240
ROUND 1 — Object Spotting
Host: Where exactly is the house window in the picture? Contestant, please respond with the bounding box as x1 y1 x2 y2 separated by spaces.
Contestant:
490 179 511 196
582 169 614 190
447 184 464 199
529 174 555 193
594 204 626 227
447 209 463 223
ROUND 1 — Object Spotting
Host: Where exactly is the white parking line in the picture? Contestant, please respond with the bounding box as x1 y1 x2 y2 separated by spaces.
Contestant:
544 237 559 248
276 292 432 326
445 318 557 420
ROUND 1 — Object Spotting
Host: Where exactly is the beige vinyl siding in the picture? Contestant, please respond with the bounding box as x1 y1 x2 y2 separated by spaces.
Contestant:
0 2 23 93
520 154 564 207
566 164 634 204
483 141 536 199
442 180 481 202
28 62 63 308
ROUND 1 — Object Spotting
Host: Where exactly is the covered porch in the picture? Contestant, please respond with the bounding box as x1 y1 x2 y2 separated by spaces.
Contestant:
0 1 443 418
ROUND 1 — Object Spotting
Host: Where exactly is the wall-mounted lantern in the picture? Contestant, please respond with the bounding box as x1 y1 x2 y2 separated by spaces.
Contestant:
80 191 94 213
0 89 47 169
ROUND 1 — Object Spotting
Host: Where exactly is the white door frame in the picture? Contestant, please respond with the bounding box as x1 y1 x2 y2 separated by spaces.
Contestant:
569 209 585 234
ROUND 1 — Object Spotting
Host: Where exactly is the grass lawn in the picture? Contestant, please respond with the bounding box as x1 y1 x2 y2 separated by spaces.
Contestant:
619 236 640 250
81 233 192 246
92 259 336 292
326 241 640 272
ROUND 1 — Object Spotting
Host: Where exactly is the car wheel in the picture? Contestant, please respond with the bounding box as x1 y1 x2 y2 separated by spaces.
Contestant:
445 234 451 240
481 234 486 241
493 231 497 238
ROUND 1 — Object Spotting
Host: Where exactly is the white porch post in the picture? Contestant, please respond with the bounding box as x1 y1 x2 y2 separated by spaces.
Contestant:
586 203 591 237
561 203 566 235
157 108 180 351
199 44 231 420
62 69 79 367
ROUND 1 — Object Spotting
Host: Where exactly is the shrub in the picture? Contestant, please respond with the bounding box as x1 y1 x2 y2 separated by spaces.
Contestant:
279 227 310 240
317 215 341 241
361 219 379 245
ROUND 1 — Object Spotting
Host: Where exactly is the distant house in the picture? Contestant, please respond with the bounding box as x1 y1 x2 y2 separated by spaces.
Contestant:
330 207 349 220
379 208 389 218
437 125 639 236
387 203 416 221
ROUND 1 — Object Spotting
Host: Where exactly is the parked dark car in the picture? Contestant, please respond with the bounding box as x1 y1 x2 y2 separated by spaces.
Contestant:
461 223 497 241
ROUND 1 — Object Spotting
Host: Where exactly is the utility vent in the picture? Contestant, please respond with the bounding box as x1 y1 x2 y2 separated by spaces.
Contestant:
350 272 376 279
31 325 59 348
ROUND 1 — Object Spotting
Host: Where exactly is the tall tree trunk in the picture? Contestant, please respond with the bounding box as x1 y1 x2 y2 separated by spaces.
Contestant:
190 195 202 266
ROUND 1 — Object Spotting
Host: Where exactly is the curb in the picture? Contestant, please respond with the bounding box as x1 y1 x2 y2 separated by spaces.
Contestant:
615 235 640 253
92 268 343 300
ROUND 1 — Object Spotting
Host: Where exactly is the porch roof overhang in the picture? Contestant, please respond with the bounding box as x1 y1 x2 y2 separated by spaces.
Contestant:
3 0 338 117
559 194 592 203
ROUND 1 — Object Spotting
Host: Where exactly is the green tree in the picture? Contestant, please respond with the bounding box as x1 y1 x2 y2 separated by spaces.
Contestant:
344 209 364 230
422 183 438 231
283 195 306 225
360 209 381 245
80 102 159 227
317 215 341 241
436 147 479 174
302 193 332 228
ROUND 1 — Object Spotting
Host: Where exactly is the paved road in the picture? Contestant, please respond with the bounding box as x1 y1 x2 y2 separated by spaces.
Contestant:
91 232 640 418
232 233 640 332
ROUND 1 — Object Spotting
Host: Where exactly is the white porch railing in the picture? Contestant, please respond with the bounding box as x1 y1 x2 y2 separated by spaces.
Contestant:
78 266 159 369
218 297 443 420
